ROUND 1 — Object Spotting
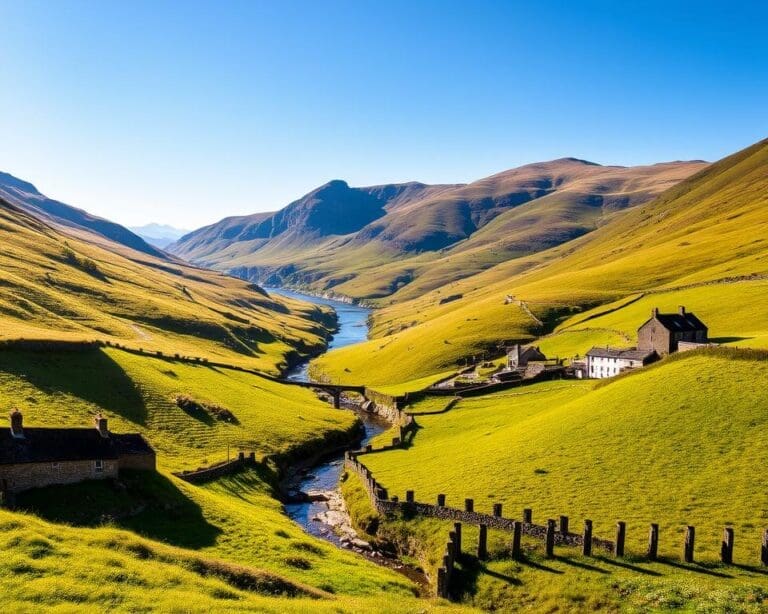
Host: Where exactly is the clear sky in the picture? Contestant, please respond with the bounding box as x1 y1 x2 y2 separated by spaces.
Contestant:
0 1 766 228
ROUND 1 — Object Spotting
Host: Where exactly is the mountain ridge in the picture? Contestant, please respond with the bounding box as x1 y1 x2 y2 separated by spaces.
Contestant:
169 157 707 299
0 171 166 259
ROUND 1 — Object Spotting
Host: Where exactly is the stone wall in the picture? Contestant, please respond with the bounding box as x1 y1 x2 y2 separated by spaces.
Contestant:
117 452 157 472
344 451 616 550
173 452 257 484
0 459 118 493
0 339 103 353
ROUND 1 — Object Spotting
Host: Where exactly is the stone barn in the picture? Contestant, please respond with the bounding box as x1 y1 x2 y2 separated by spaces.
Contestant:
507 344 547 369
0 410 155 498
637 306 708 356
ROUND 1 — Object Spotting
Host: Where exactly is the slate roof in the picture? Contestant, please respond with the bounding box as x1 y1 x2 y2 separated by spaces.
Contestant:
647 312 707 332
0 428 154 465
586 347 657 361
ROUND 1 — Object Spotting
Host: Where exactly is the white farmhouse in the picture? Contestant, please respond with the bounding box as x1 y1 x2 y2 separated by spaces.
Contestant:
585 347 657 379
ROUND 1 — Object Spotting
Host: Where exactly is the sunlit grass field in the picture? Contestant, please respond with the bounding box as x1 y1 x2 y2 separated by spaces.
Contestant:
0 347 470 609
0 508 473 613
363 351 768 563
0 348 355 471
0 201 334 375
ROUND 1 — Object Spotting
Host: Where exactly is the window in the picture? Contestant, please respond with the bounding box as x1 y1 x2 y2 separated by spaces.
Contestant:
94 460 104 473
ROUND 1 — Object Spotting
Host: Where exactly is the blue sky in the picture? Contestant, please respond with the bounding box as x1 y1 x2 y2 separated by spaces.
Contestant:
0 1 766 228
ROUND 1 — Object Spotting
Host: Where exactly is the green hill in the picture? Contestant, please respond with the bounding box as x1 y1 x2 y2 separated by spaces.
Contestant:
0 197 333 375
314 138 768 386
354 349 768 611
0 347 469 612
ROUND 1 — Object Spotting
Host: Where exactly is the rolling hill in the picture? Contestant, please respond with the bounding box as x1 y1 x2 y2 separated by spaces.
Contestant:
0 195 334 375
353 349 768 611
169 159 705 301
313 137 768 386
0 347 468 613
0 171 165 259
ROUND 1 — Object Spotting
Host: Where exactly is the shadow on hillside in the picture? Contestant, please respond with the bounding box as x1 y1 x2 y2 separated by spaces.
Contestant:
656 557 733 578
596 556 662 576
0 349 148 425
710 336 753 344
17 470 222 550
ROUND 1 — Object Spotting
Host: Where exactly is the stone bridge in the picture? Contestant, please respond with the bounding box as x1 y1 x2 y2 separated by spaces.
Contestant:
277 380 367 408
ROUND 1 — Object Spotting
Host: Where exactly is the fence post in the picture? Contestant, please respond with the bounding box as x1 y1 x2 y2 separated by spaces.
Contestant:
523 508 532 523
582 520 593 556
762 529 768 566
465 498 474 513
615 522 626 558
493 503 503 517
560 515 569 535
512 520 522 560
647 524 659 560
684 526 695 563
546 519 556 558
406 490 415 503
437 567 447 598
454 522 462 555
721 527 734 564
437 494 446 507
477 524 488 560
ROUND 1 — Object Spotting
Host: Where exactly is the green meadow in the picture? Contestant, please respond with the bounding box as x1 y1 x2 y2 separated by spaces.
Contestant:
363 351 768 561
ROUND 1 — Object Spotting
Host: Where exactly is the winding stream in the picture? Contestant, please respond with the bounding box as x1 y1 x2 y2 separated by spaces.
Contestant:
265 288 390 543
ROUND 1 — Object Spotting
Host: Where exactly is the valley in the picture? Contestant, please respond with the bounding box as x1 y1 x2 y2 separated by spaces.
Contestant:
1 138 767 612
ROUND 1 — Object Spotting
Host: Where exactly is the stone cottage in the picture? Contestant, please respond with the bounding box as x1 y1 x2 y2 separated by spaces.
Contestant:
637 306 709 355
0 410 155 497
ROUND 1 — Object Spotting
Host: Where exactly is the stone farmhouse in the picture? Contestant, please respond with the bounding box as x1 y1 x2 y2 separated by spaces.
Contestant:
584 306 710 379
637 306 709 355
0 410 155 499
506 344 547 369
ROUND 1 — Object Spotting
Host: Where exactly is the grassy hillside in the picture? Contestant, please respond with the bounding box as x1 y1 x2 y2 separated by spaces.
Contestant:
0 170 165 259
0 347 475 611
0 508 472 613
364 350 768 560
0 198 334 375
171 159 703 303
316 138 768 386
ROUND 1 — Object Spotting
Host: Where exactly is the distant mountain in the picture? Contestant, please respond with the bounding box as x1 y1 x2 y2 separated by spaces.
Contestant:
0 171 165 259
130 223 190 249
169 158 706 301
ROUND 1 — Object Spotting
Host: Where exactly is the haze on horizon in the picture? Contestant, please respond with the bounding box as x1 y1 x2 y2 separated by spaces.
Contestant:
0 0 766 228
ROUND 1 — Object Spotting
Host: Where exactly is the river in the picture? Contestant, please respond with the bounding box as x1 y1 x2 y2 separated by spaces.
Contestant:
265 288 391 544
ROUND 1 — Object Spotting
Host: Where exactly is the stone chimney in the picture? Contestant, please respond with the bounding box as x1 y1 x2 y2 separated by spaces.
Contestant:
94 413 109 438
10 408 23 439
508 344 521 369
652 307 659 317
678 305 686 315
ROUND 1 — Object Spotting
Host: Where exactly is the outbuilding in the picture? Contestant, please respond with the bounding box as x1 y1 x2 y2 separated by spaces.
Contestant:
0 410 155 498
